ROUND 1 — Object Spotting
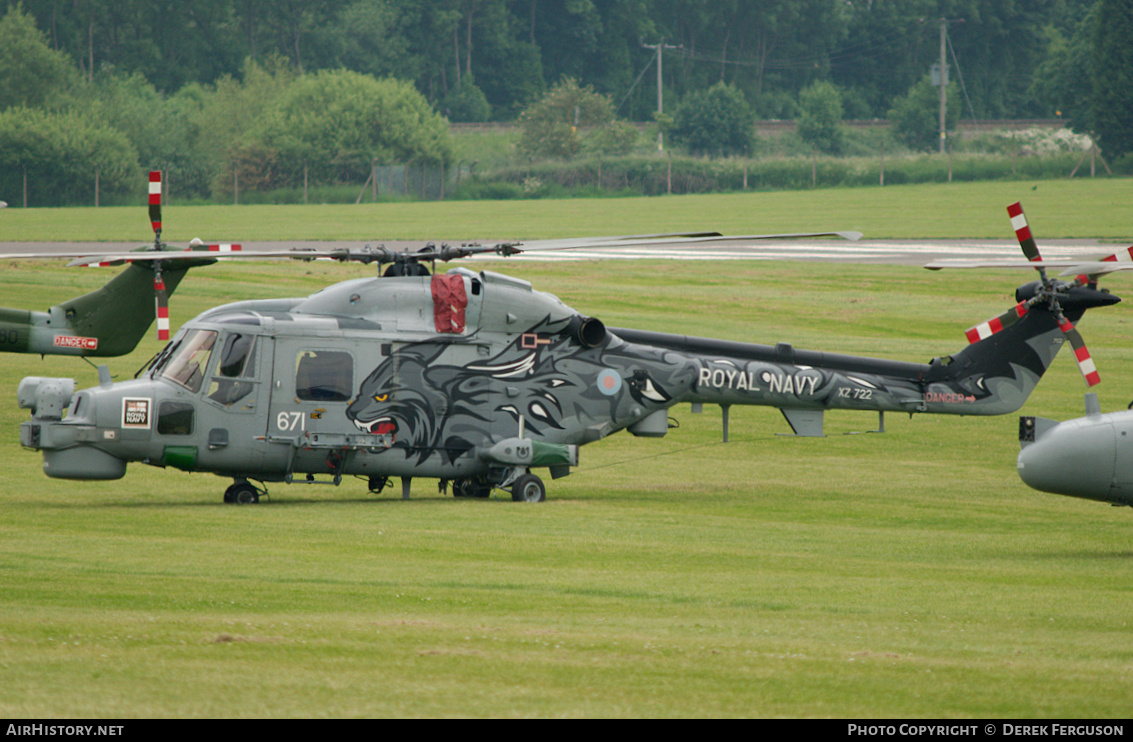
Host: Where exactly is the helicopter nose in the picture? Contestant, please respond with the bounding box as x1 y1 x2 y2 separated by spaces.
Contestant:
1017 417 1116 500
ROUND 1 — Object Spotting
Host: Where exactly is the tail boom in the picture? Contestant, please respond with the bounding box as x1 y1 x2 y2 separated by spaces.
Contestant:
611 300 1080 420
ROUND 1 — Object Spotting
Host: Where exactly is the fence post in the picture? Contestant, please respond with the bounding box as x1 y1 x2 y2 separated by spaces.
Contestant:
879 141 885 187
234 170 239 205
667 151 672 195
304 160 309 204
95 169 99 207
23 165 27 207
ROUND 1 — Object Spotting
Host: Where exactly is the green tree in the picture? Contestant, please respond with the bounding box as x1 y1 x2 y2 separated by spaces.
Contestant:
249 69 453 189
516 77 619 159
796 80 844 154
438 74 491 122
669 81 754 157
459 0 544 118
0 106 138 205
1090 0 1133 157
0 4 77 109
72 71 213 197
193 56 296 195
887 76 960 152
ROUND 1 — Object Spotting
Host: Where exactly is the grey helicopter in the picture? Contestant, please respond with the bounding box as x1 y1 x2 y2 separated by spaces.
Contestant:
14 189 1122 504
1018 393 1133 508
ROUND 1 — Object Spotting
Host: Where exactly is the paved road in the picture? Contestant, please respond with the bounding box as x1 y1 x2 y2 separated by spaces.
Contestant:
0 238 1121 267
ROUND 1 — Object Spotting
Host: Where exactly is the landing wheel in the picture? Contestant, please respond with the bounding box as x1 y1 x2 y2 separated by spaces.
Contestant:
224 482 260 505
510 473 546 503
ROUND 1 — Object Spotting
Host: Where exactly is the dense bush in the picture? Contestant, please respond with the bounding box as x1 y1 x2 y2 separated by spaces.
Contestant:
670 82 755 157
796 82 845 154
450 150 1130 200
516 78 631 159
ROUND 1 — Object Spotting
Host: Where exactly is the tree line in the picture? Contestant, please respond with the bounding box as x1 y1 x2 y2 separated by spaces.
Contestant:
9 0 1108 121
2 0 1131 206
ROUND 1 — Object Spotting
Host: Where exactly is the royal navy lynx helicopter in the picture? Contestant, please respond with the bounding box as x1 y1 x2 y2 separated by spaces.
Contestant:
1 172 236 356
14 191 1121 504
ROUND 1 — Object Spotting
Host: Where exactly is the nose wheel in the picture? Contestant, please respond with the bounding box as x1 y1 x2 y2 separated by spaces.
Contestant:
510 473 546 503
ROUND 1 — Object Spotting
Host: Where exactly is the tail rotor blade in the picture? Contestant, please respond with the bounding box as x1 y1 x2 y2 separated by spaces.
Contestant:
1057 316 1100 387
148 171 163 240
1007 201 1041 262
1007 202 1049 283
964 301 1030 344
154 266 169 341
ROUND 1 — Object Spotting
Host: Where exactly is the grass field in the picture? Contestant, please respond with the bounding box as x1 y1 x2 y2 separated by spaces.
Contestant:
3 178 1133 243
2 184 1133 718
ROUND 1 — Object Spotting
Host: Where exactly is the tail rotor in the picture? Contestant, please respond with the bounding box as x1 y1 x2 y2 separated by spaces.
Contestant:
82 170 241 342
963 202 1104 387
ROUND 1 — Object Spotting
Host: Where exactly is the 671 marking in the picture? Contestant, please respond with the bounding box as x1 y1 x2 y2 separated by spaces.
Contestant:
276 411 305 432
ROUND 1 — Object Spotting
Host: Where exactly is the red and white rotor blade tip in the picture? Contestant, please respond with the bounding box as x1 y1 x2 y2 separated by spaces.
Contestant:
154 274 169 341
149 171 162 235
1006 202 1042 263
964 301 1029 344
1058 318 1100 387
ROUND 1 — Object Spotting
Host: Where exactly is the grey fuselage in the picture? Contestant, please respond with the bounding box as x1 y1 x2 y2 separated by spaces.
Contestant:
18 267 1104 490
1018 395 1133 507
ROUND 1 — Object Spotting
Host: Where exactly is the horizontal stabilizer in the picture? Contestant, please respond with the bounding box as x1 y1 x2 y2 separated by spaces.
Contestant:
780 408 824 437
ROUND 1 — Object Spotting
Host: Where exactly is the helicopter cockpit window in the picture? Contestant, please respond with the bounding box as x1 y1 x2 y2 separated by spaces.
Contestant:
159 330 217 393
219 333 255 378
207 333 257 406
295 350 353 402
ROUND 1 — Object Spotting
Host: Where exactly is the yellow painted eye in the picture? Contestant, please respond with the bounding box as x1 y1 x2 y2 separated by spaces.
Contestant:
373 394 388 402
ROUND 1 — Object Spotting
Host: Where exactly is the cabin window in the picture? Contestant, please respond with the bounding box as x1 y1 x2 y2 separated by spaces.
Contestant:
159 330 217 393
157 401 195 435
207 333 257 406
295 350 353 402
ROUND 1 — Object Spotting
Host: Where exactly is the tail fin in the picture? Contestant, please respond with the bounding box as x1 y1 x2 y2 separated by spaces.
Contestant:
58 262 197 357
931 283 1119 415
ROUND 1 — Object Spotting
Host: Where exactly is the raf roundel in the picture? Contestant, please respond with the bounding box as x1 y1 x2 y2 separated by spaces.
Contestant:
596 369 622 396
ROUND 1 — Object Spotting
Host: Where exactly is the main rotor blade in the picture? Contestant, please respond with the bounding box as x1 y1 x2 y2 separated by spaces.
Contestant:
925 259 1098 271
1049 245 1133 277
10 231 863 268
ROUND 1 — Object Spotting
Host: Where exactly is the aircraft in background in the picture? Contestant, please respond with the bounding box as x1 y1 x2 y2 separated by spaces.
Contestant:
0 172 235 357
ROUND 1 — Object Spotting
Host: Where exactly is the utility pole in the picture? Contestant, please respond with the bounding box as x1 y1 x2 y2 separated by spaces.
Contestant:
938 17 948 154
935 17 964 154
642 40 680 151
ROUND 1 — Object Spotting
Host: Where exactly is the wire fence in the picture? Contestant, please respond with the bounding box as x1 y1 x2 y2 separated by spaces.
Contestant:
2 125 1118 208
